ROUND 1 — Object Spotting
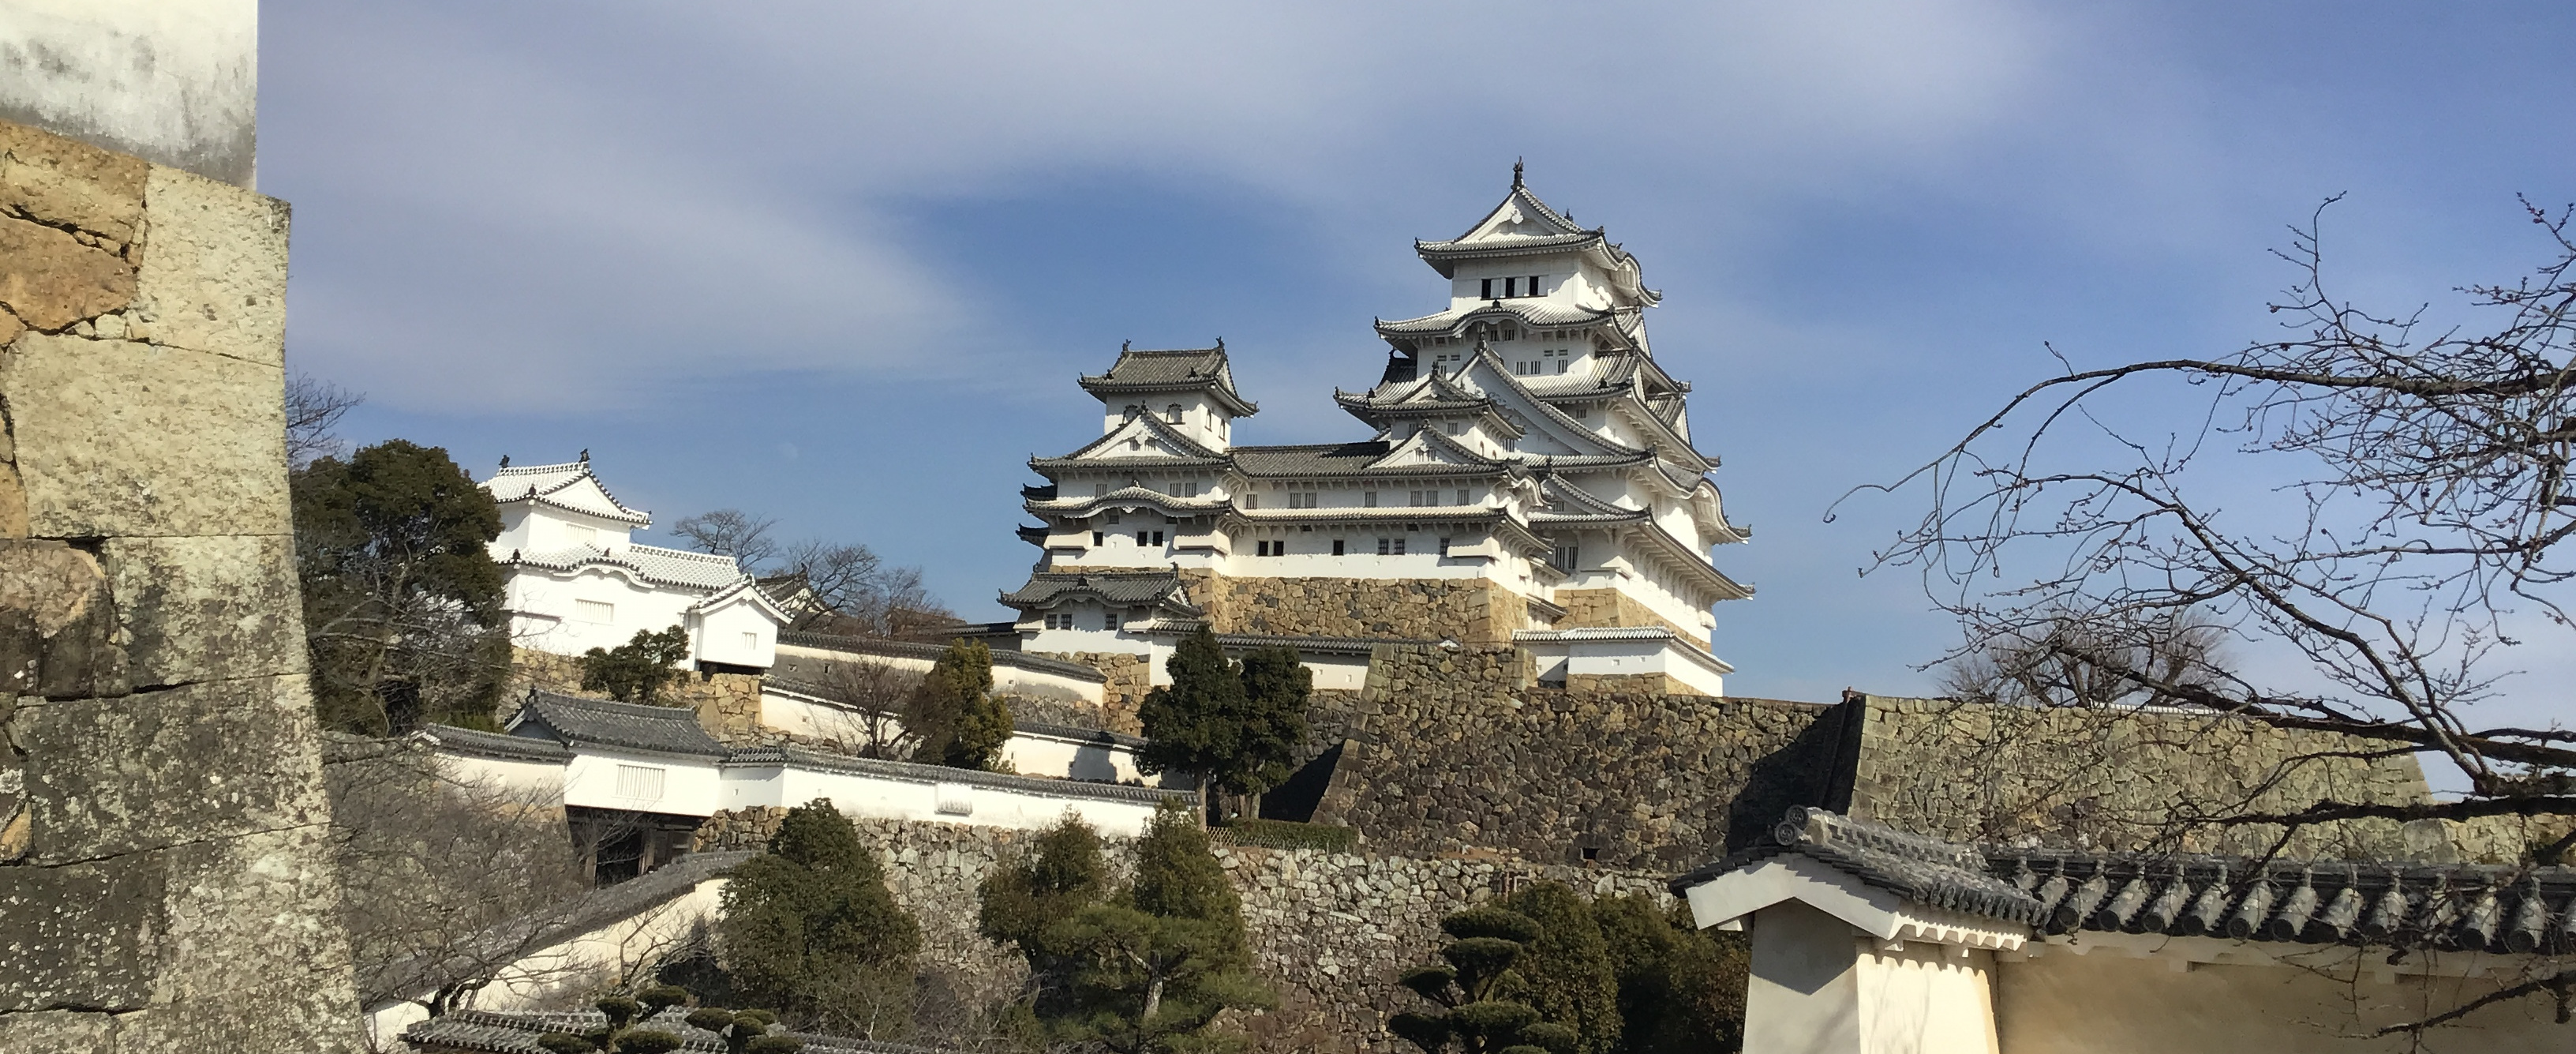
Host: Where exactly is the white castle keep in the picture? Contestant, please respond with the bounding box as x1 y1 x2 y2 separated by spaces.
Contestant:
1004 171 1751 695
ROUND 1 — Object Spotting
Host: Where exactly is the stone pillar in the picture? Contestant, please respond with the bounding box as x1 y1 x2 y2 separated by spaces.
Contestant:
0 118 362 1051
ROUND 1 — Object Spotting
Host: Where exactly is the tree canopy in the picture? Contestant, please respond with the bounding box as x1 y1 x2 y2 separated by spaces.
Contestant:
717 801 922 1037
1044 803 1271 1054
294 438 509 733
670 508 953 637
905 640 1013 769
1137 629 1311 808
580 625 693 705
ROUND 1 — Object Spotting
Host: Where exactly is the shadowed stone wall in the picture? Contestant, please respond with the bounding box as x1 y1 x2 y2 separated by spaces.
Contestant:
0 118 360 1051
1179 570 1531 644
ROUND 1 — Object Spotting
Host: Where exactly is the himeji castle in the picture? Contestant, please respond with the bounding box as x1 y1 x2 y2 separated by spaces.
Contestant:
1005 169 1751 696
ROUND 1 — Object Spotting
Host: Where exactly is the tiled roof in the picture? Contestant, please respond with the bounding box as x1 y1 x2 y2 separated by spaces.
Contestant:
1078 346 1258 416
1376 298 1616 337
509 690 729 758
412 724 571 764
480 459 653 527
772 630 1110 682
1674 807 2046 925
505 542 750 593
1679 808 2576 955
721 745 1193 805
998 570 1200 614
1228 442 1386 477
402 1006 924 1054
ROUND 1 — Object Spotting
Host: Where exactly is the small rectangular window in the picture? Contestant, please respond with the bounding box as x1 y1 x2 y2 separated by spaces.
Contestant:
1244 493 1258 509
1152 531 1166 546
1439 536 1453 556
1092 531 1104 546
1364 491 1379 508
1103 612 1119 631
1332 539 1346 556
1446 422 1463 436
741 632 758 651
575 599 614 625
1573 406 1589 419
1456 489 1470 504
1107 511 1122 524
1409 490 1425 507
1481 278 1494 298
1376 538 1391 556
1393 538 1407 555
1529 275 1541 295
1095 483 1109 497
1504 277 1518 297
1137 531 1149 545
613 764 665 801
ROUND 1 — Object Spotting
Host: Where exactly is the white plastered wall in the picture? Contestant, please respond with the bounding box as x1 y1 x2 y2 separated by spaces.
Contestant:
561 748 723 817
721 763 1170 836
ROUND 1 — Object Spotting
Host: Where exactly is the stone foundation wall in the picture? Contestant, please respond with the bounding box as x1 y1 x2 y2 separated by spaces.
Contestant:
1181 572 1530 644
1032 651 1151 733
689 807 1670 1054
1563 672 1700 696
1552 587 1706 645
1844 694 2443 857
0 118 361 1050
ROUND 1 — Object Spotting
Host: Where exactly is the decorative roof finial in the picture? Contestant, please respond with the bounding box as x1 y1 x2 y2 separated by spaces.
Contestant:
1122 339 1131 351
499 454 510 468
1513 158 1524 188
1215 336 1225 351
578 448 590 463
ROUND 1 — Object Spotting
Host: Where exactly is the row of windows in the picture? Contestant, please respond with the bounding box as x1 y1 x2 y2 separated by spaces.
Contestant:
1427 328 1588 347
1480 276 1546 299
1248 536 1454 557
1122 404 1191 424
1512 348 1577 375
1092 481 1204 497
1089 530 1168 546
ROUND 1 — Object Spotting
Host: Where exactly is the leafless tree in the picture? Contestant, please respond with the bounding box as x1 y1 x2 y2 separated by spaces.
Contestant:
1938 607 2233 711
1844 198 2576 1028
799 658 926 760
326 736 595 1020
670 512 957 636
670 509 782 569
286 371 365 468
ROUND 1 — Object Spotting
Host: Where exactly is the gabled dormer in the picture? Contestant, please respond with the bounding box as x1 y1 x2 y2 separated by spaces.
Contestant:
482 452 653 557
1079 343 1258 452
1413 164 1659 317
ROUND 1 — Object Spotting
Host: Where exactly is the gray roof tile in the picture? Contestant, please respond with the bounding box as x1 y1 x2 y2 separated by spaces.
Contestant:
510 690 728 758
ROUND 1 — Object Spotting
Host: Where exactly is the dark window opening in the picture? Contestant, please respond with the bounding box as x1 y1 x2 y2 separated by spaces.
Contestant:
1529 275 1541 296
1331 539 1346 556
1092 531 1104 546
1481 277 1494 299
1504 276 1518 298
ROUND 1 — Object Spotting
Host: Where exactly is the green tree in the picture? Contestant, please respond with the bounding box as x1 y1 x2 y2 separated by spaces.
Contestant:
1590 895 1747 1054
1389 905 1571 1054
1500 884 1621 1054
580 625 692 704
294 438 509 733
717 801 922 1037
978 817 1112 1020
905 640 1012 769
1138 629 1311 817
1046 801 1271 1054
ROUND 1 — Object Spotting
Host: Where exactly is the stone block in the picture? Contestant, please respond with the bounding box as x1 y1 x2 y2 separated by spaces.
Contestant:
0 213 137 332
0 538 125 700
15 675 330 865
102 534 302 688
0 855 166 1013
0 1009 117 1050
0 119 151 245
130 166 289 366
153 824 355 1010
4 333 287 538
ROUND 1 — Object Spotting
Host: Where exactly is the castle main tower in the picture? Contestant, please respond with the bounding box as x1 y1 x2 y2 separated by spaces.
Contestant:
1003 171 1750 696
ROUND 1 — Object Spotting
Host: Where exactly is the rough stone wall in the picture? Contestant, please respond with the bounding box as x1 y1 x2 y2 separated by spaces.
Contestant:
1321 646 1837 868
1181 572 1530 644
1563 672 1702 696
690 807 1672 1054
0 118 361 1050
1032 651 1150 733
1552 587 1706 645
1844 694 2438 857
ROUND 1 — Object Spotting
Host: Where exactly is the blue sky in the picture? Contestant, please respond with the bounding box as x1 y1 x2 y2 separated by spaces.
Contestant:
259 2 2576 707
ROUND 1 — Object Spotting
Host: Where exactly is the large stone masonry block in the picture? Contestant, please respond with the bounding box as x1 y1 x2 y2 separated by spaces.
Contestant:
0 853 167 1013
153 825 354 1011
130 164 288 366
0 119 152 246
13 674 330 865
0 538 126 700
103 533 301 688
4 333 287 538
0 212 137 334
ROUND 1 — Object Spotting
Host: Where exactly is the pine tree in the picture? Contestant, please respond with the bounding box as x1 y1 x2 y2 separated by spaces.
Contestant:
534 987 694 1052
979 816 1111 1018
1388 905 1569 1054
1501 883 1622 1054
1138 629 1311 816
906 640 1013 769
1046 802 1271 1053
716 801 922 1037
579 625 691 704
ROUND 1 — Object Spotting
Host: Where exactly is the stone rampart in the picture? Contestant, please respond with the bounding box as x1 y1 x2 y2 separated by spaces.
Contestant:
1552 587 1707 645
0 118 361 1050
1181 572 1530 644
691 807 1670 1053
1031 650 1151 733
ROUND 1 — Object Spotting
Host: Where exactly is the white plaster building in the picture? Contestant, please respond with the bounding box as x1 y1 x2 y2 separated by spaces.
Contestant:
1005 168 1748 695
481 454 786 672
1677 807 2576 1053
